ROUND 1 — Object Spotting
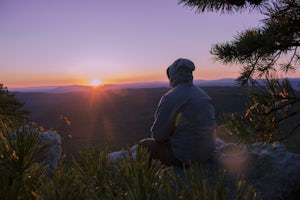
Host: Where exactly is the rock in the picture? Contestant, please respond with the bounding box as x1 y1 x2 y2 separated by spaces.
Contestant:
6 126 62 176
107 138 225 161
38 130 62 176
107 139 300 199
200 142 300 200
235 143 300 200
107 144 137 160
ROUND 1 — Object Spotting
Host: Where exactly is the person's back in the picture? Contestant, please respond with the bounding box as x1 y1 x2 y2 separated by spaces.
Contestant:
166 83 216 163
139 58 216 166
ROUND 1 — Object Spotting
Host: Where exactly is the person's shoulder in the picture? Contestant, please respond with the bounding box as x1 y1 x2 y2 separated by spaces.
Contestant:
196 87 212 100
161 88 175 100
160 86 184 103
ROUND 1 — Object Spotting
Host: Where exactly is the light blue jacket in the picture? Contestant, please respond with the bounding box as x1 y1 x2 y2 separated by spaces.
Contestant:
151 59 216 163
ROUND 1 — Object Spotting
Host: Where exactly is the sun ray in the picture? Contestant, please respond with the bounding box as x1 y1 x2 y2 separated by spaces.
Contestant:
89 79 102 87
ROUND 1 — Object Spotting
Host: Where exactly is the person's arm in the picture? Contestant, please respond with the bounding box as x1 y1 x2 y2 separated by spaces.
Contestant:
151 95 177 142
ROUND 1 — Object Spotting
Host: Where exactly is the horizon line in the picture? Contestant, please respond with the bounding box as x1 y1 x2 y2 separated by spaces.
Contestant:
8 78 238 89
8 77 300 91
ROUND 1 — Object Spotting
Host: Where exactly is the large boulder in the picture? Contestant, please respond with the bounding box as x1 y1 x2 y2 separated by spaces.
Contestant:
216 142 300 200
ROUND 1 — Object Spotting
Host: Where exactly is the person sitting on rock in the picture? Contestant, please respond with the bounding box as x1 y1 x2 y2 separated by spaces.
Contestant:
139 58 217 167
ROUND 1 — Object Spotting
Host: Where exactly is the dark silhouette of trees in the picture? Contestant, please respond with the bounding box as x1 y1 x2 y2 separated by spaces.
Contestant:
0 84 29 131
181 0 266 12
179 0 300 143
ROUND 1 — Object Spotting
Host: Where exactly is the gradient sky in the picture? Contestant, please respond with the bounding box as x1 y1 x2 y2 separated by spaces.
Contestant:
1 0 298 88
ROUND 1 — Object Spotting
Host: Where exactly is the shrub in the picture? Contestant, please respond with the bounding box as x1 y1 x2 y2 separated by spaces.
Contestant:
0 124 47 200
36 147 258 200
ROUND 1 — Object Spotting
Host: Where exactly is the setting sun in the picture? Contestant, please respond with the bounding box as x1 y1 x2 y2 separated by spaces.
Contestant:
89 79 102 87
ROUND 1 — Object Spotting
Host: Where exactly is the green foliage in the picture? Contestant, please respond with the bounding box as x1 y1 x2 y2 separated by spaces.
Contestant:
179 0 266 13
180 0 300 143
36 147 259 200
109 148 164 200
180 0 299 83
0 124 47 200
0 83 29 131
209 0 300 83
178 164 258 200
223 78 300 143
0 122 259 200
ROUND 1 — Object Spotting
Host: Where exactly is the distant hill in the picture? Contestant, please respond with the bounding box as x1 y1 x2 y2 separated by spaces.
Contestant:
194 78 238 86
10 78 300 93
289 78 300 91
11 78 238 93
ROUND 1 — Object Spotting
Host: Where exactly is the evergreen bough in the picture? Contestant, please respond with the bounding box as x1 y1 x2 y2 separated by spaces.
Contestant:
179 0 300 143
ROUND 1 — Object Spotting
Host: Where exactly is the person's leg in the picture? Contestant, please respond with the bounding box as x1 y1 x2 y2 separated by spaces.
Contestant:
138 138 182 167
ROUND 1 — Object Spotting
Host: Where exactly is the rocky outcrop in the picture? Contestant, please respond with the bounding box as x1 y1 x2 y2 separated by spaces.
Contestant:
108 139 300 200
107 144 138 160
38 130 62 176
216 142 300 200
4 127 62 176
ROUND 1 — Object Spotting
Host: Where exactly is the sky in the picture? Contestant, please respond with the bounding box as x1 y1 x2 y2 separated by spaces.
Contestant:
1 0 298 88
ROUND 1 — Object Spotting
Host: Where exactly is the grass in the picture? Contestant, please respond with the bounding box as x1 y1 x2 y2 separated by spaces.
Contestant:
0 125 259 200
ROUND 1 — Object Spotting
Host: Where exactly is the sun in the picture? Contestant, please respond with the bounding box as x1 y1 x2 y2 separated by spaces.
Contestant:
89 79 102 87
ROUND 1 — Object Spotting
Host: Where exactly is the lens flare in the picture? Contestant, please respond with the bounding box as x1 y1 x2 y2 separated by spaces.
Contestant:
89 79 101 87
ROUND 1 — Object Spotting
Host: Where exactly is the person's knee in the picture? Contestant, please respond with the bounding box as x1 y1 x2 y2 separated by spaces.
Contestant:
138 138 155 149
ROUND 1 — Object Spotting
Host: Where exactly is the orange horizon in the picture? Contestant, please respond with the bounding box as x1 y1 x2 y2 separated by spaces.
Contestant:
5 75 300 89
3 68 300 89
4 77 236 89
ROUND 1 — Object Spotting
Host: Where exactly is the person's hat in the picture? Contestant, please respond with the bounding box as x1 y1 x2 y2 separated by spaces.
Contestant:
167 58 195 78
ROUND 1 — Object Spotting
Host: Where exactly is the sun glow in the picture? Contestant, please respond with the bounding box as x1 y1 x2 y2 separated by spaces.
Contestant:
89 79 102 87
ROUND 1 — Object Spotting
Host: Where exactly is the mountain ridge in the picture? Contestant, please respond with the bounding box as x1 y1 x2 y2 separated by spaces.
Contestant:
10 78 300 93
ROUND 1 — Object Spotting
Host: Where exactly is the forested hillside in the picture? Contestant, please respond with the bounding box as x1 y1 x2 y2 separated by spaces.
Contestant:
14 86 247 153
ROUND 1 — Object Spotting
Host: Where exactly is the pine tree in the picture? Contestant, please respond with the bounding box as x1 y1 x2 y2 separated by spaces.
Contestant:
179 0 300 142
0 83 29 131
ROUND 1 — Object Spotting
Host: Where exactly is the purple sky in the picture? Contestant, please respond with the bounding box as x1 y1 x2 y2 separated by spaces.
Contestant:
1 0 296 88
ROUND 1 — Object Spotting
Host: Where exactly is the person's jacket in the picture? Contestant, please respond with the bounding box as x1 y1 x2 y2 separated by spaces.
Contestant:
151 58 216 163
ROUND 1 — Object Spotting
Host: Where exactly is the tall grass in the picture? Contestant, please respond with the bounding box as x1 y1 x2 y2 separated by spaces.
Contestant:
0 125 259 200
